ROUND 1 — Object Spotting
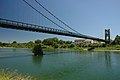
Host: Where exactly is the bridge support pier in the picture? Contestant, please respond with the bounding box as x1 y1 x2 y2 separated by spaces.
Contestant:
32 44 43 56
105 29 110 45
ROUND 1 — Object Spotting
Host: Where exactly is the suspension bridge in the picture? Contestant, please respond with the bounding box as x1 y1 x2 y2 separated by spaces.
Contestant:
0 0 109 43
0 18 105 42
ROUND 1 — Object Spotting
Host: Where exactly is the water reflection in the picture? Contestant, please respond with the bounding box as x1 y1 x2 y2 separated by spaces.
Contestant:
104 51 111 67
1 48 120 80
113 51 120 54
32 56 43 64
0 55 31 59
12 48 17 52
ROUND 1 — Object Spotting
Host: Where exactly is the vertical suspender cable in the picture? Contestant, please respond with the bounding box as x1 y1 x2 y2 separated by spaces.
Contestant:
35 0 82 35
22 0 69 32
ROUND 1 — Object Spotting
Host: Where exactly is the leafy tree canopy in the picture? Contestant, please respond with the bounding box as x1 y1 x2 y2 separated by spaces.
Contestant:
12 41 17 44
35 39 41 44
42 37 58 46
113 35 120 45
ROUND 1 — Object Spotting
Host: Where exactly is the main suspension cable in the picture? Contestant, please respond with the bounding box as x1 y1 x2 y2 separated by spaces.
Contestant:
35 0 81 34
22 0 69 31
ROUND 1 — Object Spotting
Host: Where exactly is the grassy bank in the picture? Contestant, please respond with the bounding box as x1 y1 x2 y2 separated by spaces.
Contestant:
0 69 35 80
94 46 120 51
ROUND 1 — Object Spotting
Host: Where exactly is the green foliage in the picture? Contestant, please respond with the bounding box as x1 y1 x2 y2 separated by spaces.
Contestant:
27 41 34 48
28 41 34 44
112 35 120 45
12 41 17 44
58 40 65 44
32 44 43 56
34 39 41 44
68 44 75 48
0 42 2 46
2 36 120 51
42 37 58 46
65 41 72 44
53 42 59 48
94 44 120 50
0 69 35 80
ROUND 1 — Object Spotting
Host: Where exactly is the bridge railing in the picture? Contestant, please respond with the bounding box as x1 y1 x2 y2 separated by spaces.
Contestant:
0 18 105 42
0 18 93 37
0 18 74 35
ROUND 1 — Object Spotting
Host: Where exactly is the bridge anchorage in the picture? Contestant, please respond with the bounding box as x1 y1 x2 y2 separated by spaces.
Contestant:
105 29 110 44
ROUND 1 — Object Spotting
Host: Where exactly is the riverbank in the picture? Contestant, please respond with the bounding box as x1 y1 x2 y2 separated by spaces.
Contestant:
93 47 120 52
1 46 120 52
93 49 120 52
0 69 35 80
0 47 29 49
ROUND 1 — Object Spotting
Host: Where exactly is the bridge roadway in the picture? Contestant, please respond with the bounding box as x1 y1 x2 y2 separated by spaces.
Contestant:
0 18 105 42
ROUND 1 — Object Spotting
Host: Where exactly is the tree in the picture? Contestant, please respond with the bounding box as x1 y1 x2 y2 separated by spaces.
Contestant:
12 41 17 44
113 35 120 45
28 41 34 44
32 44 43 56
65 41 72 44
0 42 2 46
35 39 41 44
53 42 59 48
68 44 75 48
42 38 52 46
27 41 34 48
59 40 64 44
42 37 59 46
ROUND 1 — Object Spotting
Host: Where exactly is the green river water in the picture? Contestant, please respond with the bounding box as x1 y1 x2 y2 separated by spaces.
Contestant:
0 48 120 80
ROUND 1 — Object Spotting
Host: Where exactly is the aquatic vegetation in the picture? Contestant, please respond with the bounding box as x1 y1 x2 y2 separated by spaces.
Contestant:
0 69 36 80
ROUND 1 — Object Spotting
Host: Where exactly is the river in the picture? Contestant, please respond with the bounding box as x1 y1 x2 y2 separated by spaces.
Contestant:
0 48 120 80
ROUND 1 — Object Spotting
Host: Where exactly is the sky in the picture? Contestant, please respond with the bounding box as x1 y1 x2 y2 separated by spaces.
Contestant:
0 0 120 42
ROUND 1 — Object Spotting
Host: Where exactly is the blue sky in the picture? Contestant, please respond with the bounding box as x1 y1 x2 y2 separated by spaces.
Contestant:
0 0 120 42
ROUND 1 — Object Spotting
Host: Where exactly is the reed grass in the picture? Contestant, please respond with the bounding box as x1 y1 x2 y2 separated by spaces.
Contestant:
0 69 36 80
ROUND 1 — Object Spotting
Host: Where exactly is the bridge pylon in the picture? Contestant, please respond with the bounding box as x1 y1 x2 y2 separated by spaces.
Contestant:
105 29 110 44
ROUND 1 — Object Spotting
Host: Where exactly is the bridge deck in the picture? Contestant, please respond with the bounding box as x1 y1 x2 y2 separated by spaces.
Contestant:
0 18 105 42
